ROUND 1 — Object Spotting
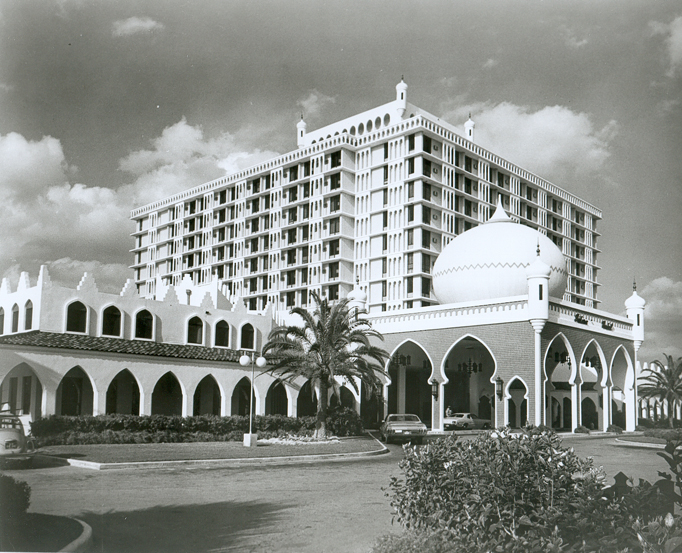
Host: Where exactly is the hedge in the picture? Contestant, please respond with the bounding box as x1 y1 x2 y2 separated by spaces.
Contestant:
30 407 364 446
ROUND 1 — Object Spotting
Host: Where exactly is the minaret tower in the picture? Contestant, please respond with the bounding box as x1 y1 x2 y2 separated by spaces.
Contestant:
625 280 646 353
464 113 475 142
297 115 307 148
526 240 551 426
396 77 407 118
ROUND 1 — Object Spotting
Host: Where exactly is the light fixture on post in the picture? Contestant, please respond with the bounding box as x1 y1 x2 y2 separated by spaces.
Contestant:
496 377 504 400
431 381 439 399
239 351 267 447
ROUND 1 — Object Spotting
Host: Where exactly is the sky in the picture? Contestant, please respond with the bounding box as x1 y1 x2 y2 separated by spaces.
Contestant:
0 0 680 363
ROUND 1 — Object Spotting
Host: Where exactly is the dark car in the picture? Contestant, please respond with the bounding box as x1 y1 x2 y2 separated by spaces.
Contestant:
379 414 428 444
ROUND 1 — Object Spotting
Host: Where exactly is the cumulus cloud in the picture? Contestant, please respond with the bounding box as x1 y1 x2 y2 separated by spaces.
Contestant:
112 16 164 37
297 90 336 122
482 58 499 70
442 102 617 180
1 120 280 291
559 25 589 49
638 277 682 362
650 15 682 77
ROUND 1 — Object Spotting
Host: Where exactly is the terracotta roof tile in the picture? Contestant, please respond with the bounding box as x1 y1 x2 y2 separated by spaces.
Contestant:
0 331 243 363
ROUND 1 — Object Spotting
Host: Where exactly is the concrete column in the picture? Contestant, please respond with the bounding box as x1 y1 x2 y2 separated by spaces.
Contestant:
533 328 543 426
397 366 406 413
601 385 610 430
94 389 107 415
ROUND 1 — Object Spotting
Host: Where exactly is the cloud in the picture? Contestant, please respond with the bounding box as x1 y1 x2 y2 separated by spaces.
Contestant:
297 90 336 122
442 102 617 181
112 16 164 37
650 15 682 77
638 277 682 362
482 59 498 70
559 25 589 49
1 121 280 291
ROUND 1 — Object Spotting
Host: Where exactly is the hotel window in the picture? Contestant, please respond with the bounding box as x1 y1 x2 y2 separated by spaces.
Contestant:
464 200 472 217
301 245 309 263
286 291 296 307
406 253 414 273
102 306 122 337
382 211 388 228
287 228 297 244
422 277 431 297
330 195 341 212
408 182 414 199
408 158 415 175
407 205 414 222
328 284 339 301
329 239 339 257
382 257 387 276
66 301 87 333
0 308 4 335
24 301 32 331
422 206 431 225
249 257 258 272
329 173 341 190
330 151 341 168
287 249 296 265
300 268 308 285
382 281 387 299
251 198 260 212
408 134 415 152
383 142 389 160
383 188 388 205
288 187 297 202
383 166 388 184
251 238 259 252
288 207 297 223
465 156 472 173
422 254 431 274
215 321 229 347
423 183 432 200
302 204 310 219
187 317 203 344
422 230 431 249
329 262 339 280
423 159 432 178
302 225 309 241
135 310 153 339
287 271 296 286
406 276 413 294
303 161 311 177
329 217 340 235
423 135 432 154
382 234 388 252
407 229 414 246
289 165 298 181
11 304 18 333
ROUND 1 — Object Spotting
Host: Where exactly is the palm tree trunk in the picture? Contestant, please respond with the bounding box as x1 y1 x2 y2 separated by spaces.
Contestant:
314 379 328 439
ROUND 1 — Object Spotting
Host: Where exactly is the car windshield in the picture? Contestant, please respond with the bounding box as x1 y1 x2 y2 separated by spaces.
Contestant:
387 415 421 422
454 413 467 417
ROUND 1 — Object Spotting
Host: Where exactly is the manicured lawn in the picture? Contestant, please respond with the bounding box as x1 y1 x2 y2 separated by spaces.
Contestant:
37 436 385 464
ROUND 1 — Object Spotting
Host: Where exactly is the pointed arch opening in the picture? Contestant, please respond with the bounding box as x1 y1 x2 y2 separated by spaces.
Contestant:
0 307 4 335
330 386 356 410
579 341 607 431
187 316 203 344
296 380 317 417
57 366 94 416
387 341 433 425
544 334 575 431
214 320 230 347
11 304 19 333
443 336 495 427
231 376 255 416
151 372 183 415
265 380 288 416
106 369 140 415
102 305 122 337
24 300 33 331
135 309 153 339
0 363 43 419
193 375 221 416
66 301 87 333
507 377 528 429
240 323 255 350
611 346 636 431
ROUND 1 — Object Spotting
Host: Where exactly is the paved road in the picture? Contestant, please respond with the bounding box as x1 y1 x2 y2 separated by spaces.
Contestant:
6 436 670 553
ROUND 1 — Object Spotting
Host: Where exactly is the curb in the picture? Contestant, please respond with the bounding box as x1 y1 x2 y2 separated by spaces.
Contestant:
613 438 667 450
59 517 92 553
53 438 390 471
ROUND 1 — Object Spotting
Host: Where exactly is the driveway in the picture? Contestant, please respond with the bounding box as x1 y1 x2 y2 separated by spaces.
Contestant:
7 437 670 553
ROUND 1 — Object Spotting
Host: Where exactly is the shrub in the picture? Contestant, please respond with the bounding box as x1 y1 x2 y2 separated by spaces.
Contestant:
638 418 656 429
31 410 363 446
0 474 31 521
574 424 591 433
607 424 624 434
386 430 665 552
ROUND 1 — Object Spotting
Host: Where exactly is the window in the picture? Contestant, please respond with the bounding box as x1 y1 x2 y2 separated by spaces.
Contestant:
406 277 413 294
287 249 296 265
382 211 388 228
407 205 414 222
329 239 339 257
330 195 341 212
329 262 339 279
135 310 153 339
422 277 431 297
328 284 339 300
287 270 296 286
408 182 414 199
329 173 341 190
329 217 340 235
301 268 308 285
422 230 431 249
408 158 415 175
406 253 414 273
330 151 341 168
408 134 415 151
286 291 296 307
382 257 387 276
288 187 298 202
102 306 121 337
0 308 4 335
423 159 432 177
422 254 431 274
423 183 432 199
422 206 431 224
289 165 298 181
240 324 255 349
288 207 297 223
287 228 297 244
11 305 18 333
188 317 203 344
407 229 414 246
66 301 87 333
382 234 388 251
24 301 32 331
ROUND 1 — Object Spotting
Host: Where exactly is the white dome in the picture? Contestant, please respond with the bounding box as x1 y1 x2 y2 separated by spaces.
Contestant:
624 290 646 309
433 202 568 304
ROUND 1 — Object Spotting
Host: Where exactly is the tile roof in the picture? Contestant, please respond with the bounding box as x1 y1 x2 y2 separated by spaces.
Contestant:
0 331 244 363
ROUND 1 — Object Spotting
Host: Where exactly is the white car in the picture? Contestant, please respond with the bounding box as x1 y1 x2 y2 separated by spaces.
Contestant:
443 412 491 430
379 414 428 444
0 414 29 458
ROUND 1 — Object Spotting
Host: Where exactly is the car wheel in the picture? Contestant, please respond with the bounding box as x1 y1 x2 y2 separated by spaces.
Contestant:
483 423 491 430
462 423 469 430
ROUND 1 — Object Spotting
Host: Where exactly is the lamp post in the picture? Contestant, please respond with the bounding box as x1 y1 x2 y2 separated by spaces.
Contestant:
239 352 267 447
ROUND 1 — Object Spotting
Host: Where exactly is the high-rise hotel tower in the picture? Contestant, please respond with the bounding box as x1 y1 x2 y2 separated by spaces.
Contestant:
130 81 601 313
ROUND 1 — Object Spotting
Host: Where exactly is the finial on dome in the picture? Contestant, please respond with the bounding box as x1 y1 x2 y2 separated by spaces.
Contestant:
488 196 511 224
536 239 541 257
633 278 637 292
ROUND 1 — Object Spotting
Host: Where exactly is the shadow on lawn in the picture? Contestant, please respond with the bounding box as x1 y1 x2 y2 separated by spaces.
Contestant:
79 499 291 553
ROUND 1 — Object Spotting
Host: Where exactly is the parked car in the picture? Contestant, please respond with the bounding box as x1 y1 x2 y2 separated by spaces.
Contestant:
379 414 428 444
443 412 491 430
0 414 30 459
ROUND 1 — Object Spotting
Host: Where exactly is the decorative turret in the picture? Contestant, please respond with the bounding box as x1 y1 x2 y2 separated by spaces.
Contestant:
347 278 368 318
526 241 551 331
625 280 645 350
297 115 307 148
396 78 408 118
464 113 475 142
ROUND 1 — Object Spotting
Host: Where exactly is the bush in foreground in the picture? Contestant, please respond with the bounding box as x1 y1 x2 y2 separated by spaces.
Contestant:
380 430 670 552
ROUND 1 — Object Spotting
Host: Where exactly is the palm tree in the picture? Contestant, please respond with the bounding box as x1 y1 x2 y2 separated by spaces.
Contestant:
262 291 389 439
638 354 682 428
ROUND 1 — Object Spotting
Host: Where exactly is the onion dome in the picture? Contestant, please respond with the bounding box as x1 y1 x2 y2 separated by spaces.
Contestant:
347 279 367 311
432 199 568 304
624 282 646 309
